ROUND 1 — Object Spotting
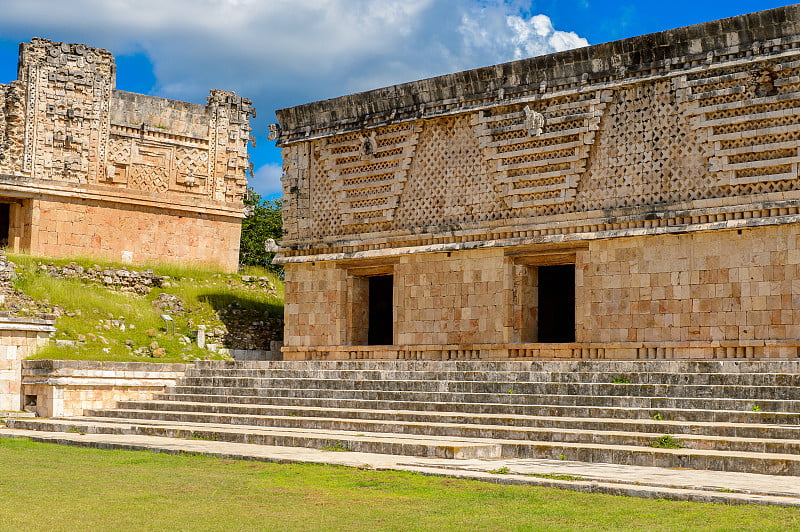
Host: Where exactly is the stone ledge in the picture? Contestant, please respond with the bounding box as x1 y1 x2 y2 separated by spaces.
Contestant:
22 360 190 371
282 341 800 361
0 174 245 219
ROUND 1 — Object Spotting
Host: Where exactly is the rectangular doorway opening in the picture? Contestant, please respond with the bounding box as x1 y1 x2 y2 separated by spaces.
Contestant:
0 203 10 247
367 275 394 345
537 264 575 343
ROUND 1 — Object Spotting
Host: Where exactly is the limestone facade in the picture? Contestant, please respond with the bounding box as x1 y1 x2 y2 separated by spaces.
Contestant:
20 360 189 417
274 5 800 361
0 317 56 411
0 39 253 271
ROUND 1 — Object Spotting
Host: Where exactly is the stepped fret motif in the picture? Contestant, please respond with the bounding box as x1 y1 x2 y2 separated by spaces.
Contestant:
318 123 419 226
474 91 611 209
677 59 800 187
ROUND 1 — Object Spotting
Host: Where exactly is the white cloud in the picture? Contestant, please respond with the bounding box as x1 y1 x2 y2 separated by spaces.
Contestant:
0 0 589 197
0 0 588 109
251 163 283 198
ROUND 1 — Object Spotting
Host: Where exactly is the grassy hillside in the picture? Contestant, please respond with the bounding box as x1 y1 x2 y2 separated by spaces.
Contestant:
4 253 284 363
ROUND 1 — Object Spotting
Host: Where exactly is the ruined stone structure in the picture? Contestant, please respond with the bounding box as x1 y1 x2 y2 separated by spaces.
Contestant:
274 5 800 361
0 39 253 271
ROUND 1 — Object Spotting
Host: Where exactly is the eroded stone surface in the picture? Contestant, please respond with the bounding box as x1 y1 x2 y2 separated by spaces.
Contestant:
0 39 253 272
274 6 800 361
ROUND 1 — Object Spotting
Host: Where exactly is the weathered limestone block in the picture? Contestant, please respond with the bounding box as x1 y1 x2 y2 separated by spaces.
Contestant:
0 38 254 271
274 6 800 361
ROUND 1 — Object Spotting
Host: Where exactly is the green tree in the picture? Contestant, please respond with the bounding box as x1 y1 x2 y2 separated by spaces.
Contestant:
239 188 283 269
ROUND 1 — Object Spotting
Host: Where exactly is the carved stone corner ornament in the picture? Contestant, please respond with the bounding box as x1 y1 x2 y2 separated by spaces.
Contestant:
523 105 545 137
359 131 378 159
264 238 281 253
267 123 282 142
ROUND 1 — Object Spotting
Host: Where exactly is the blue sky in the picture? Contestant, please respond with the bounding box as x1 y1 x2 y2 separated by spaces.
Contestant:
0 0 793 199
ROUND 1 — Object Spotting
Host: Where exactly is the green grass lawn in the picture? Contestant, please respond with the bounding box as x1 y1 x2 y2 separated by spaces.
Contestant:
1 438 798 531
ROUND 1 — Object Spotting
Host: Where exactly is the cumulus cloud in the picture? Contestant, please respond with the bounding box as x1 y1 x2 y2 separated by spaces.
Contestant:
0 0 588 196
251 163 284 198
0 0 587 108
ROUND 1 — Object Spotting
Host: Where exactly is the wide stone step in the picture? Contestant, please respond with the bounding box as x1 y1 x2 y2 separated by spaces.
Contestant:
182 369 800 387
162 386 800 411
191 360 800 374
84 407 800 454
9 416 800 476
103 400 800 440
5 417 502 459
155 393 800 424
173 377 800 399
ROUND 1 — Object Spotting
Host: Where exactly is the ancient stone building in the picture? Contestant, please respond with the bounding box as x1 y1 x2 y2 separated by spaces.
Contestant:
273 5 800 361
0 38 253 271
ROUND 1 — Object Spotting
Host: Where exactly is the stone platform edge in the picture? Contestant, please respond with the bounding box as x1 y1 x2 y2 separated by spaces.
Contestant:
20 360 191 418
282 341 800 361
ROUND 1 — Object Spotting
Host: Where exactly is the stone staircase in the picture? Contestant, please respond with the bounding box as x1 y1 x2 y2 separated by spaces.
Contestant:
7 360 800 474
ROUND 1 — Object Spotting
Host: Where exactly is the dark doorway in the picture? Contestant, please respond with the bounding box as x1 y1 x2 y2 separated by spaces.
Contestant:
537 264 575 343
368 275 393 345
0 203 9 247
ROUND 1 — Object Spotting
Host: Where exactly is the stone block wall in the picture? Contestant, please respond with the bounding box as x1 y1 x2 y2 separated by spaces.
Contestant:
284 224 799 350
275 6 800 360
0 318 55 411
21 360 189 417
33 196 242 271
0 38 253 271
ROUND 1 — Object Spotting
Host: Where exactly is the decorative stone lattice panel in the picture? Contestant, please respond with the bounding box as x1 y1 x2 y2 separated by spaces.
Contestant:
677 60 800 188
400 115 498 228
107 130 211 196
105 136 131 185
318 122 419 226
128 143 172 194
474 91 611 210
174 146 209 194
577 80 714 210
308 142 338 236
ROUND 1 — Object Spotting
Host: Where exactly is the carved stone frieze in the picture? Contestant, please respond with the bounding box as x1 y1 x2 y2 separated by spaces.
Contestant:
676 59 800 188
318 122 419 226
474 91 611 210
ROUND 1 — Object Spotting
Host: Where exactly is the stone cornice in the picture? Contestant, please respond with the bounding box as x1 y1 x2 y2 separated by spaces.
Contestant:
275 5 800 145
274 190 800 263
0 173 245 219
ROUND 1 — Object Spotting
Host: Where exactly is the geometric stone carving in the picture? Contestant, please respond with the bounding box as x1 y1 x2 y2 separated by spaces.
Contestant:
677 61 800 187
475 90 611 209
319 122 419 226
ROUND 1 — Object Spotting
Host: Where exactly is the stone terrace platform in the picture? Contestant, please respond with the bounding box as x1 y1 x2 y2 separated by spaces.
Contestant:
4 359 800 505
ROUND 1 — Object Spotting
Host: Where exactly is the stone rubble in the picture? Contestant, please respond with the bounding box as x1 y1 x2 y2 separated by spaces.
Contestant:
43 262 164 295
